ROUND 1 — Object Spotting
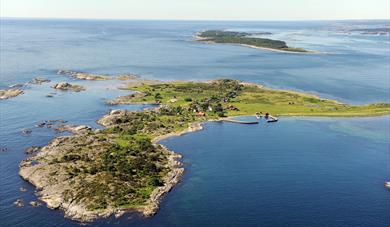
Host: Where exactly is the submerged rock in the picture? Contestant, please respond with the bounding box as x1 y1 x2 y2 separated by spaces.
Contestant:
29 201 42 207
0 89 24 100
116 74 139 80
20 187 27 192
9 83 26 88
31 77 51 84
21 128 32 135
36 119 68 129
36 122 46 128
13 199 24 207
0 147 7 152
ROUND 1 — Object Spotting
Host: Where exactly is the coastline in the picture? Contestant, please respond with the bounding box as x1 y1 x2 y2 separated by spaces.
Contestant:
240 44 319 54
16 106 390 222
18 111 206 223
17 77 390 223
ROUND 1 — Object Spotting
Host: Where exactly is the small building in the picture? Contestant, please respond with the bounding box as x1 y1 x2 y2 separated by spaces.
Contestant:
196 112 206 117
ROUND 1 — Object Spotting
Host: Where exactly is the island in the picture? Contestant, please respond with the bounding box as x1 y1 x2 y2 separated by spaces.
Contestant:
350 27 390 36
19 79 390 222
196 30 309 53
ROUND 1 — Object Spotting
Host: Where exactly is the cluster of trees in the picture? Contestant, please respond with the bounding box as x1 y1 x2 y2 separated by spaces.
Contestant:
187 79 243 117
61 134 168 210
189 99 225 117
214 36 287 49
100 138 164 181
199 30 250 38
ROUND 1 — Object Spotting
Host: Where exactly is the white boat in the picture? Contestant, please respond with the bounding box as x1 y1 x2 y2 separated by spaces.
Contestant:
267 116 278 123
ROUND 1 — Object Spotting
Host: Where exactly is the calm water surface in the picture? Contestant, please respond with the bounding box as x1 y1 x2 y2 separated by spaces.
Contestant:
0 19 389 226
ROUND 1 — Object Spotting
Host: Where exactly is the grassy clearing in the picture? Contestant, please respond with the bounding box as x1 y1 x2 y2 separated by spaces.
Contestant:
119 79 390 117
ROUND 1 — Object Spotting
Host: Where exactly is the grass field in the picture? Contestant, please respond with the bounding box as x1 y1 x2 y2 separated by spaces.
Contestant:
117 79 390 117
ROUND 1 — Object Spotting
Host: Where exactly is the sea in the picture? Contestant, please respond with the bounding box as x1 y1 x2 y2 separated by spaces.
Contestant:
0 19 389 226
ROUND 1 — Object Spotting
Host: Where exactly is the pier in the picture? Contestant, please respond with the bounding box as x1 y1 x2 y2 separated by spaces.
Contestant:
222 118 259 124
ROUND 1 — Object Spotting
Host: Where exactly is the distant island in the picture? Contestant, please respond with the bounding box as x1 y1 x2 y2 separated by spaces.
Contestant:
196 30 309 53
20 79 390 222
350 27 390 36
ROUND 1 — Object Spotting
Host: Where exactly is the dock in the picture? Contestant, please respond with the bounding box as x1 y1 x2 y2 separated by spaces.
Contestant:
222 118 259 124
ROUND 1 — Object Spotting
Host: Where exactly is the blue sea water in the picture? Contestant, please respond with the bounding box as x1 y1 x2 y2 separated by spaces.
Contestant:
0 19 389 226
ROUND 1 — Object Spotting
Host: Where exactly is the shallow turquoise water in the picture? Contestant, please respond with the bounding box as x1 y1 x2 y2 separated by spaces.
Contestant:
0 19 389 226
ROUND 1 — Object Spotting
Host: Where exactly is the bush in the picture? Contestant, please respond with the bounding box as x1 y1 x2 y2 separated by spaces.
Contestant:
149 176 164 186
154 93 162 100
217 112 226 117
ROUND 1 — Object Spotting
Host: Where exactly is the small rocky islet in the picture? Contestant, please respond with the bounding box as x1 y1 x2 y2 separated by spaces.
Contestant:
57 70 139 81
0 76 51 100
0 89 24 100
31 77 51 84
52 82 85 92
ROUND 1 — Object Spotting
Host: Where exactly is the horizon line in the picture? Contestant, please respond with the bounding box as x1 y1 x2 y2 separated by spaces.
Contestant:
1 16 389 22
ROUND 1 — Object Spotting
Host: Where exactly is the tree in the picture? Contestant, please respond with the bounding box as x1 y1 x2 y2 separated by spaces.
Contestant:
154 93 162 100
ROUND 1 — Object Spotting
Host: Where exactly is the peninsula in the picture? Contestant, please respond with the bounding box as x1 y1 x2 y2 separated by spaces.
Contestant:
196 30 309 53
19 79 390 222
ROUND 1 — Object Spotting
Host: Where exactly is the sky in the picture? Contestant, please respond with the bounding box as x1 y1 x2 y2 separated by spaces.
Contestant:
1 0 389 20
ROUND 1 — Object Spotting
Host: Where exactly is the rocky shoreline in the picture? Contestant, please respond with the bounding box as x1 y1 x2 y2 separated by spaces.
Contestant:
18 109 197 222
141 145 184 217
